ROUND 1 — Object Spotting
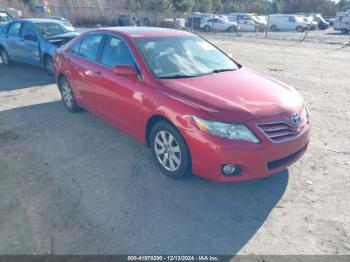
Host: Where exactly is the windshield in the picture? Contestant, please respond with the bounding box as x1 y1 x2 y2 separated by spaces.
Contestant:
34 22 73 38
0 12 12 24
135 36 239 79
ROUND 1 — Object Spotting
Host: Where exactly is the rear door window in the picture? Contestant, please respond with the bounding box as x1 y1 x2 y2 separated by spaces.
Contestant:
71 41 81 54
78 34 103 61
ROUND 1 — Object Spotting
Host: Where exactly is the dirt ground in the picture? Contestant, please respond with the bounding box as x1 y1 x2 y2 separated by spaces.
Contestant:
0 36 349 255
199 28 350 45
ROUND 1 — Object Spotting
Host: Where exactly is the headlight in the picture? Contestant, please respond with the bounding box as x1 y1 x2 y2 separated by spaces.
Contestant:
193 116 260 143
301 105 310 122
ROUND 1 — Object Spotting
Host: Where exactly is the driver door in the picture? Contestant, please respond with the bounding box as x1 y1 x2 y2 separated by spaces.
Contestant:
93 35 143 137
20 23 40 65
215 19 226 30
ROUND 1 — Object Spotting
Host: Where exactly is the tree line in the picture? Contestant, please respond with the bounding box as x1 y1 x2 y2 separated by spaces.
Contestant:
126 0 350 17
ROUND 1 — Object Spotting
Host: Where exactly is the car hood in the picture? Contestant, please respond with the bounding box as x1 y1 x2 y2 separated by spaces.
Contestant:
158 67 304 122
45 32 79 44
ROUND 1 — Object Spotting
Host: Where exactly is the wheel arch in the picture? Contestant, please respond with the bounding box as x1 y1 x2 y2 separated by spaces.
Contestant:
145 114 172 147
42 52 51 64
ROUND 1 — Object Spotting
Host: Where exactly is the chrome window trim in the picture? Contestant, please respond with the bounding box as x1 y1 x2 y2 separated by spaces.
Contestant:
69 31 143 80
99 33 143 80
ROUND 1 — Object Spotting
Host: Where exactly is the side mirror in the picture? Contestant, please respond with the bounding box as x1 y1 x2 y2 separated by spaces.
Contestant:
24 34 36 41
113 64 138 78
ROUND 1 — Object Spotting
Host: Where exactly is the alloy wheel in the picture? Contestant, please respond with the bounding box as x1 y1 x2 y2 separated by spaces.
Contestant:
154 130 182 172
61 80 73 108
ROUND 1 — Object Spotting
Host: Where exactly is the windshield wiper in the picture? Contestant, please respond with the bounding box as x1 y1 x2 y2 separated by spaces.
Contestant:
212 68 236 74
158 74 196 79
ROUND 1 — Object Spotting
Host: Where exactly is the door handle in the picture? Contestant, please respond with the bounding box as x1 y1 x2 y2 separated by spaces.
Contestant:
95 71 102 77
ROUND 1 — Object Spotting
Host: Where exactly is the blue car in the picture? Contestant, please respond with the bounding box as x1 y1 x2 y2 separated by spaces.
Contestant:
0 18 79 75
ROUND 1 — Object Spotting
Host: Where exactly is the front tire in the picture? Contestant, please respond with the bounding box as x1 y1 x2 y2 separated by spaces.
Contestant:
150 121 191 179
204 25 211 32
270 25 277 32
0 49 12 66
58 77 82 112
341 28 349 34
296 26 305 32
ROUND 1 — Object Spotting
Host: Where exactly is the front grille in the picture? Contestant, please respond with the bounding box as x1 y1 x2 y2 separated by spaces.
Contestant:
257 118 308 143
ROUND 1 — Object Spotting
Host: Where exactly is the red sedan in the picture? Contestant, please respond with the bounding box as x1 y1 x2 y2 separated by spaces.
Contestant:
53 27 310 182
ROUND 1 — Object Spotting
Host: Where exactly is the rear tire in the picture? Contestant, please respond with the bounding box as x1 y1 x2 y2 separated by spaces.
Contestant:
270 25 277 32
0 48 12 66
150 121 191 180
227 26 235 33
341 28 349 34
204 25 211 32
58 76 82 113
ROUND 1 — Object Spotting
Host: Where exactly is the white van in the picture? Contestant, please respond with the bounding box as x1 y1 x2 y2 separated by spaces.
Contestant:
334 11 350 34
268 14 310 32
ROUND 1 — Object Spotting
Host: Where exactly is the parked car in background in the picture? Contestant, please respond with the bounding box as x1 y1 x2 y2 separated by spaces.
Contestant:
53 27 310 182
0 9 13 27
296 13 329 30
268 14 310 32
139 17 152 26
301 16 318 30
325 17 335 26
117 15 137 26
192 12 212 19
255 15 268 25
48 16 72 26
201 17 237 32
228 12 266 28
186 16 206 30
314 14 330 29
334 11 350 34
0 19 78 74
238 20 265 32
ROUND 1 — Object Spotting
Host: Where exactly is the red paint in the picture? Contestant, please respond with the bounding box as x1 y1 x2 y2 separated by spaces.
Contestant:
54 28 310 182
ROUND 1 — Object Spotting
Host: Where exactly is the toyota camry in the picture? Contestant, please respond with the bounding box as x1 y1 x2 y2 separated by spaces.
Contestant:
53 27 310 182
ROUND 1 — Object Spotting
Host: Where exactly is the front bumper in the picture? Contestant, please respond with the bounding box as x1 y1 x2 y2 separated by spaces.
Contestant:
180 118 310 183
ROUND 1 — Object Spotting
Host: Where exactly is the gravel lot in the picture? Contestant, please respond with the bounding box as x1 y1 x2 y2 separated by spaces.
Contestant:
198 28 350 45
0 36 349 255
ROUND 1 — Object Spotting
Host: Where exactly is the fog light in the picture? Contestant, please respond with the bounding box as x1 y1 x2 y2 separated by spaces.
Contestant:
222 164 236 175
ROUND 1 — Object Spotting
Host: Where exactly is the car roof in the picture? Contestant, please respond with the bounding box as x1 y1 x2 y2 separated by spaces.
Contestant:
86 27 193 38
12 18 66 24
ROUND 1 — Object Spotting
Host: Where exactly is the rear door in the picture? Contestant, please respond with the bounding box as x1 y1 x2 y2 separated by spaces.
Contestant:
4 21 23 61
66 33 104 112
